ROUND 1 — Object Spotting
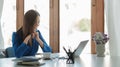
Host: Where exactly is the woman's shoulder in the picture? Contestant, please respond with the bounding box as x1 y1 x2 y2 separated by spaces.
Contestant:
12 28 23 38
12 32 17 42
36 29 40 32
36 30 43 37
36 30 41 34
12 32 17 37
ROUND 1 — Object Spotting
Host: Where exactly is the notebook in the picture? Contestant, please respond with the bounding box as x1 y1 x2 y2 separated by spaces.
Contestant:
12 56 45 66
63 40 89 57
12 56 41 62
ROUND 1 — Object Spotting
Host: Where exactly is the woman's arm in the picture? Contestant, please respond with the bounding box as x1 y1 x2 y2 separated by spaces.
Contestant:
12 32 30 58
36 30 52 52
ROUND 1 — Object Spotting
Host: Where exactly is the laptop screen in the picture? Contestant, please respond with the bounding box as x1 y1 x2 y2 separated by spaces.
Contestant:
74 40 89 57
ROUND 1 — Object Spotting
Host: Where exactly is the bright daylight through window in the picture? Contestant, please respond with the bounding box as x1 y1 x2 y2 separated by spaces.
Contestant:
1 0 16 48
60 0 91 53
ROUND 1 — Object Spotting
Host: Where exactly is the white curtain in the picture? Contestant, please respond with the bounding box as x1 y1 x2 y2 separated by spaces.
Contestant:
105 0 120 56
0 0 4 49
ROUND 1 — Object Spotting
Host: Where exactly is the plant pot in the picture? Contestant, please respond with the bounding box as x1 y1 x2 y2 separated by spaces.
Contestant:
96 44 105 57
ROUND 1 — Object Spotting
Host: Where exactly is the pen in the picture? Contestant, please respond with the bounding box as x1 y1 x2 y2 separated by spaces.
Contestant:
63 46 68 54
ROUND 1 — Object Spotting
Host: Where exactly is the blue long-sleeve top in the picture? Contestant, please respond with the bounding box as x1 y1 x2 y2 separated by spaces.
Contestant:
12 30 52 58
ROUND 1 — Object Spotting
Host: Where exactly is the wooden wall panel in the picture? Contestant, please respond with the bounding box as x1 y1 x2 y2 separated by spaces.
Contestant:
16 0 24 30
50 0 59 53
91 0 104 54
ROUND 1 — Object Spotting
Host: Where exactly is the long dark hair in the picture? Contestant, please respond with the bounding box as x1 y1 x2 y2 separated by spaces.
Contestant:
23 9 40 40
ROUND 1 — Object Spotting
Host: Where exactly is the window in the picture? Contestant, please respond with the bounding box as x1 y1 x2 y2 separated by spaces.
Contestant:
1 0 16 48
16 0 104 53
60 0 91 53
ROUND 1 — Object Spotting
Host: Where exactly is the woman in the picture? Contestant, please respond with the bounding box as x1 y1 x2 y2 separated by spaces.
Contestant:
12 9 52 58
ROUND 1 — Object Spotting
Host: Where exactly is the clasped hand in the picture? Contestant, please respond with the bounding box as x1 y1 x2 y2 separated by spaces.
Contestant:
23 32 41 45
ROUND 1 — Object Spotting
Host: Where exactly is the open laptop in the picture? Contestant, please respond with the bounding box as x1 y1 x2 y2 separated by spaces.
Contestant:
63 40 89 57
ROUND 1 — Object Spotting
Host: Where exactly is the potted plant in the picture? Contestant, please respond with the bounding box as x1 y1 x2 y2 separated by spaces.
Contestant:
92 32 109 57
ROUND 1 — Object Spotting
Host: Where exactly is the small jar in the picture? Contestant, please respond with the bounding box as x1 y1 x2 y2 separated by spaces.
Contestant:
96 44 105 57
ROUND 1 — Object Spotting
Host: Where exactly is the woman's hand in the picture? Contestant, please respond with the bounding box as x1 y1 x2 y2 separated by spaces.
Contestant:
34 32 40 41
34 32 44 48
23 34 31 44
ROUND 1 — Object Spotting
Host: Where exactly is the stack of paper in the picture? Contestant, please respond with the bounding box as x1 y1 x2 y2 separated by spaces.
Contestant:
12 56 45 66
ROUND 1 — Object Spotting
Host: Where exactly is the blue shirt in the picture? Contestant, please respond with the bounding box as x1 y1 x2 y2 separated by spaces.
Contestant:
12 30 52 58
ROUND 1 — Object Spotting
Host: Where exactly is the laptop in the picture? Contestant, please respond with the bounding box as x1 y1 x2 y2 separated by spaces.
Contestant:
63 40 89 57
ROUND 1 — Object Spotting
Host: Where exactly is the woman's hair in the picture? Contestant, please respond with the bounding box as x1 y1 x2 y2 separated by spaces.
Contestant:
22 9 40 40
